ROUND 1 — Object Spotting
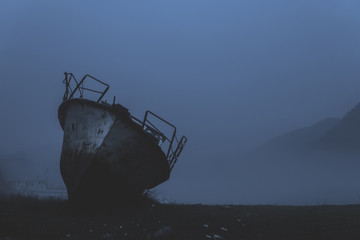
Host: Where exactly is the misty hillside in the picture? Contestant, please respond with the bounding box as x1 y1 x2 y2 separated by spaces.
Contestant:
255 118 340 156
253 101 360 160
228 102 360 205
319 102 360 153
0 171 8 193
0 155 8 193
0 144 64 186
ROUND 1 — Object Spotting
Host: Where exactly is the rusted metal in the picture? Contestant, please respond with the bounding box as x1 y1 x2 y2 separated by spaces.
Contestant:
58 73 187 205
63 72 109 103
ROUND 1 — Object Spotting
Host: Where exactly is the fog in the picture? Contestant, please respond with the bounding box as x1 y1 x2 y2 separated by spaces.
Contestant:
1 0 360 205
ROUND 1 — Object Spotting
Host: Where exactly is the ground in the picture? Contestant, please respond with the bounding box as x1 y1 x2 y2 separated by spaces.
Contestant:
1 196 360 240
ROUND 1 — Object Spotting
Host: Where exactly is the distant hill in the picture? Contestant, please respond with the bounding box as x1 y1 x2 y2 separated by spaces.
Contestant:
318 103 360 153
0 144 64 186
0 155 8 193
0 170 8 193
256 118 340 155
253 101 360 160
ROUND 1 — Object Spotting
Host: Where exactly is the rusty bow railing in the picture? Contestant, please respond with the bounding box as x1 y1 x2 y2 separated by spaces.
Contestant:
63 72 109 103
63 72 187 170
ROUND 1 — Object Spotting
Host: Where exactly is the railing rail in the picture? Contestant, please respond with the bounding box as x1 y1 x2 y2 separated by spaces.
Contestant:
139 111 187 171
63 72 109 103
63 72 187 171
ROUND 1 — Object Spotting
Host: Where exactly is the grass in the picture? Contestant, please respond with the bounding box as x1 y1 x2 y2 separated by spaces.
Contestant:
1 195 360 239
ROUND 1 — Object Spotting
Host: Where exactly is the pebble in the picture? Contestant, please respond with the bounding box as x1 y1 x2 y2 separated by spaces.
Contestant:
150 226 172 239
101 233 113 240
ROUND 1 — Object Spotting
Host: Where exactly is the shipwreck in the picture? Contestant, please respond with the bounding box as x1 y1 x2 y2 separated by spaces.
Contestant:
58 73 187 205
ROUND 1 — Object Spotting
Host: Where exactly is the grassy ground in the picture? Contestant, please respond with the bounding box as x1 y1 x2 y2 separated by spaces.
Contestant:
1 195 360 240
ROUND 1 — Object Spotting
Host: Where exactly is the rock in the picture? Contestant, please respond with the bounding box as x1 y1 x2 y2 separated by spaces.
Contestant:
101 233 114 240
147 226 173 239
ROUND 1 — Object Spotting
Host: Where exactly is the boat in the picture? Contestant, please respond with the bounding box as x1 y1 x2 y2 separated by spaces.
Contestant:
58 73 187 205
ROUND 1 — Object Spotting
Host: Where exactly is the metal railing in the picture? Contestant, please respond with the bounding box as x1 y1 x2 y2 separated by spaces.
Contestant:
63 72 109 103
133 111 187 171
62 72 187 170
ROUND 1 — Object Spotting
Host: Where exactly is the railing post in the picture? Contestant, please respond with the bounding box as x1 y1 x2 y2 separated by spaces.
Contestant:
97 85 109 103
166 128 176 158
142 111 149 128
63 72 69 101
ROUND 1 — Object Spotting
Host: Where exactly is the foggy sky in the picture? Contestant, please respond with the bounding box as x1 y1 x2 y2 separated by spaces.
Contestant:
1 0 360 204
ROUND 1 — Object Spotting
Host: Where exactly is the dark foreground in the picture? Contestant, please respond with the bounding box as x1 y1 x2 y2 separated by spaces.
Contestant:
1 196 360 240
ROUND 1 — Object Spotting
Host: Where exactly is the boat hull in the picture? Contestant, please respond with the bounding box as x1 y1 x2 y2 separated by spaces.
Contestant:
58 99 170 204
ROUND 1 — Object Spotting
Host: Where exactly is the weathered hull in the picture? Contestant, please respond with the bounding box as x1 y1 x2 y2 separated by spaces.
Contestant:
58 99 170 203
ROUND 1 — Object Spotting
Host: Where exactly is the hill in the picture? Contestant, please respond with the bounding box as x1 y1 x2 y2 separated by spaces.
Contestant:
319 103 360 153
0 171 8 193
253 101 360 160
0 144 64 186
255 118 340 156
